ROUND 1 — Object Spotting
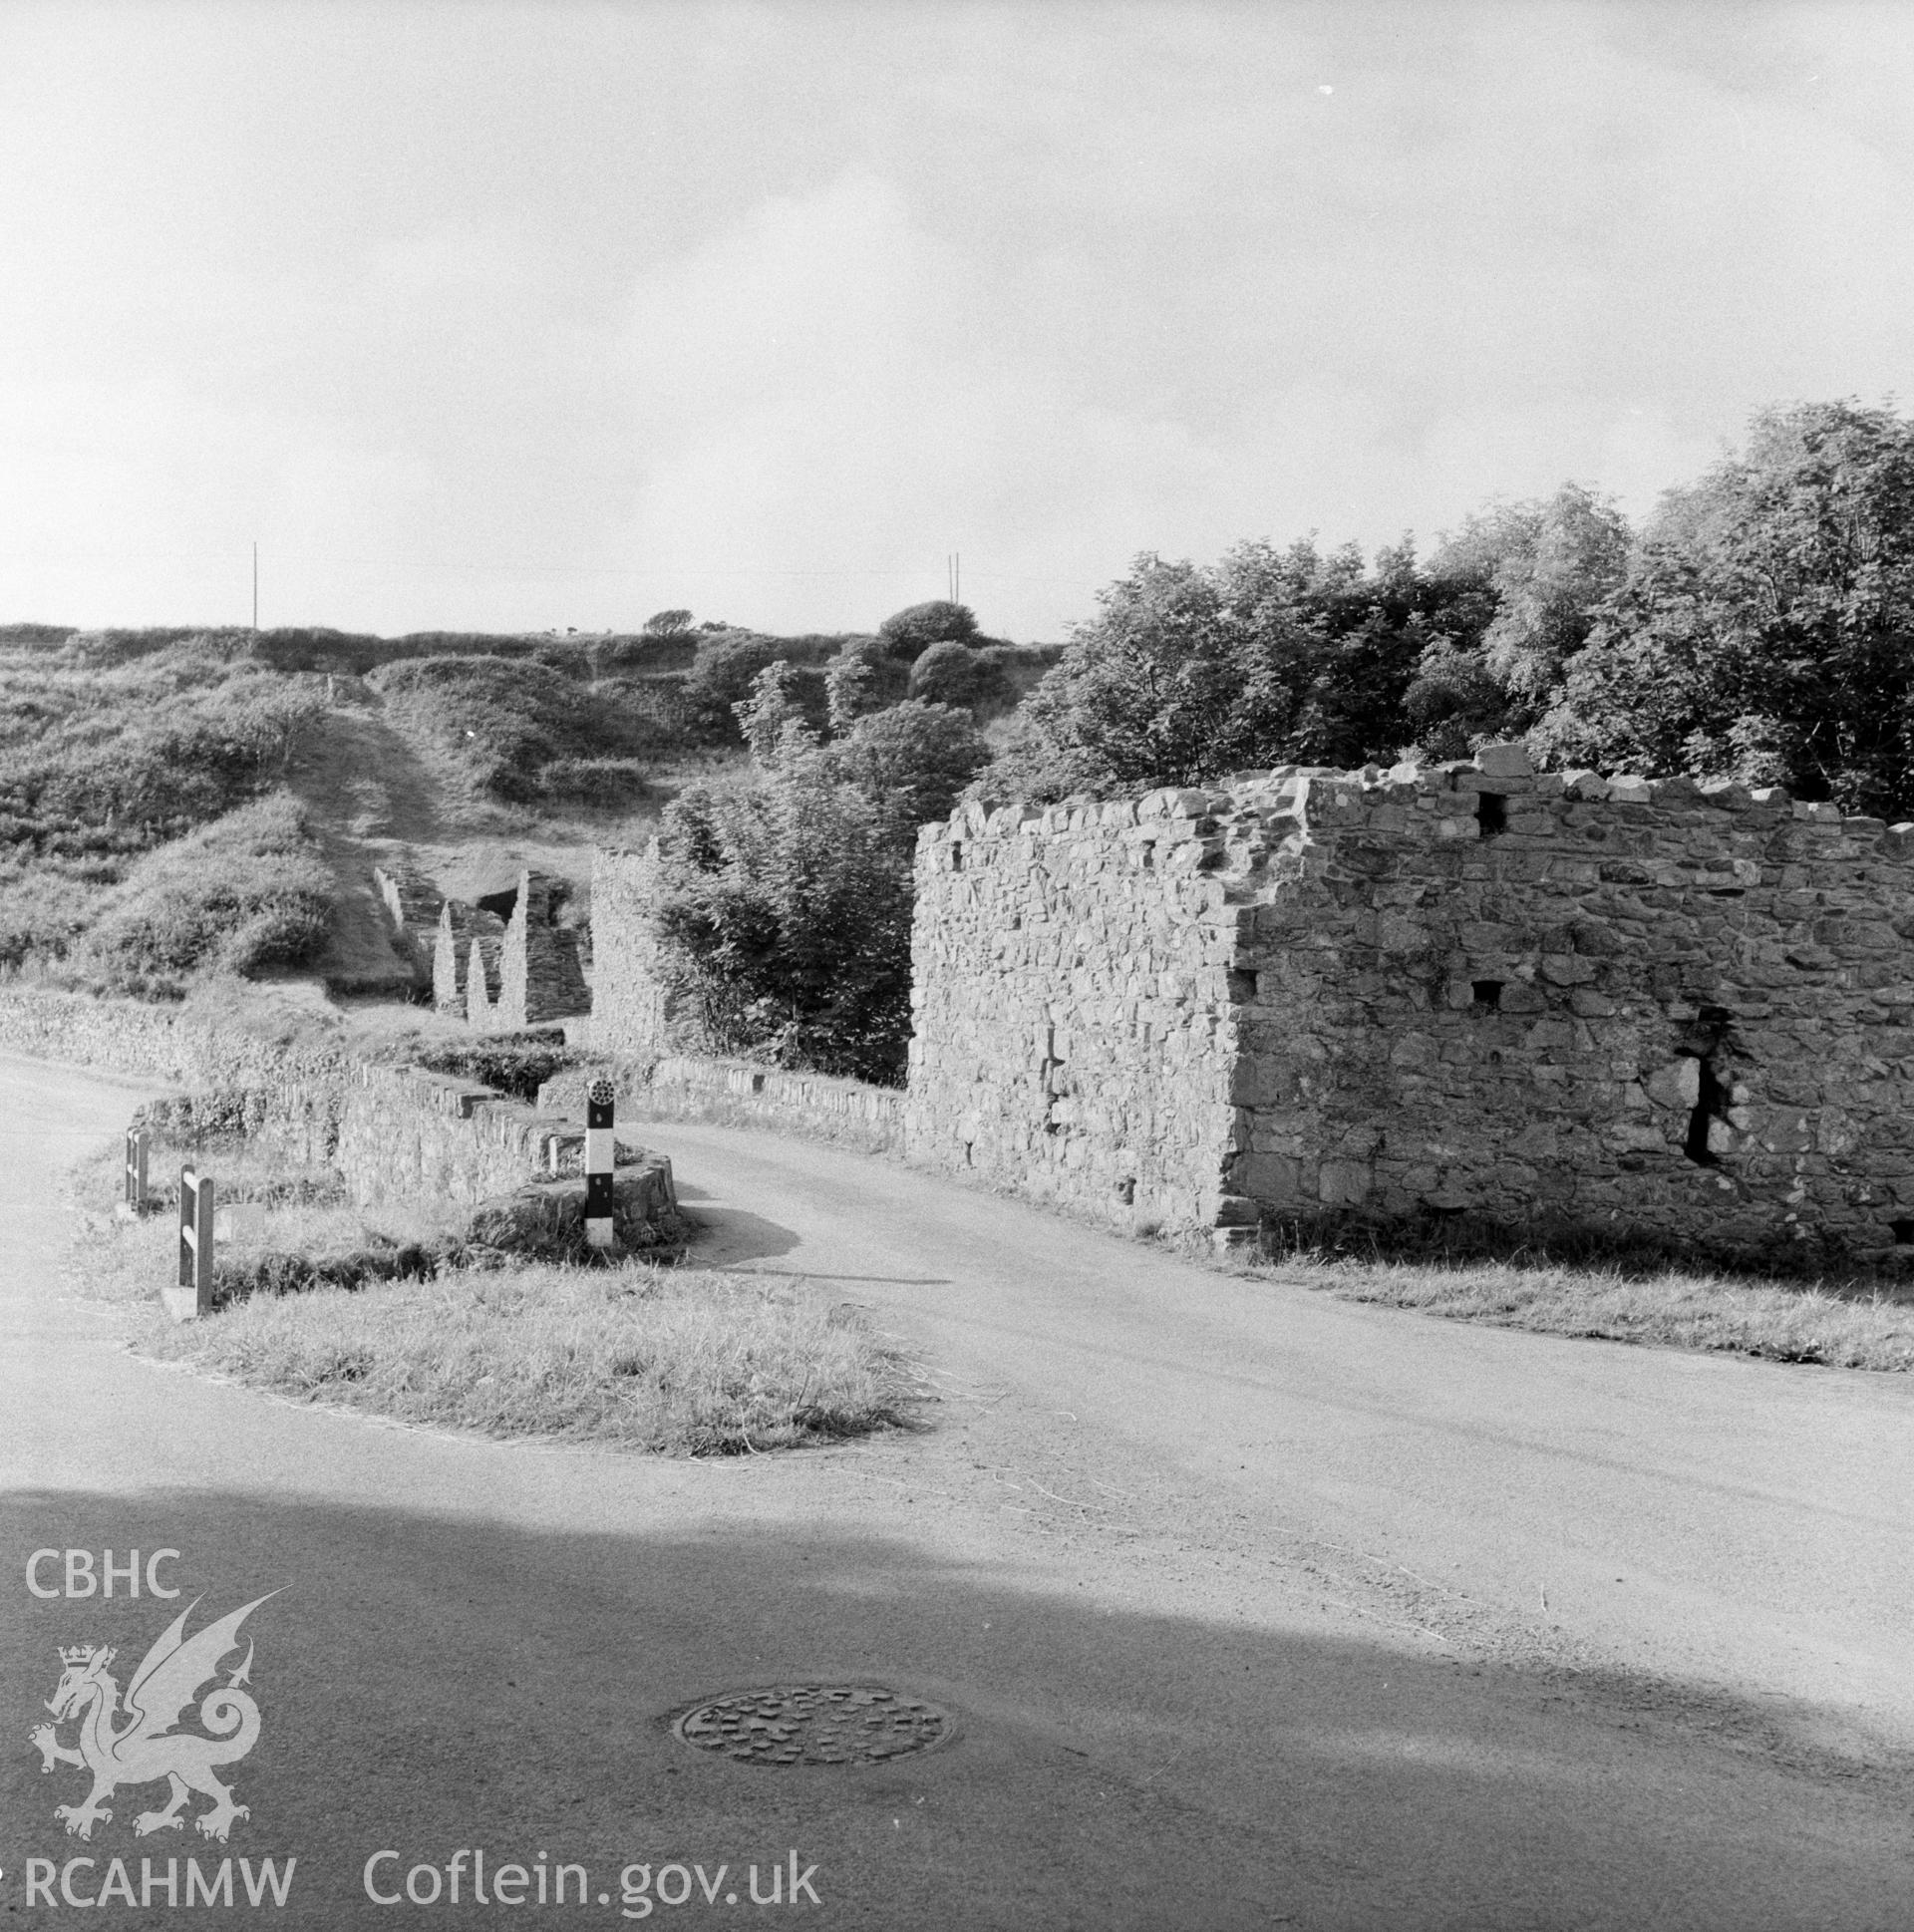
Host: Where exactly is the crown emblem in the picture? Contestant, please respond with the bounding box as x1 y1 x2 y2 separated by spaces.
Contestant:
58 1645 109 1667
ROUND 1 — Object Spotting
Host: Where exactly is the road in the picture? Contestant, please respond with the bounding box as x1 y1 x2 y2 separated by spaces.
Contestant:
4 1053 1914 1929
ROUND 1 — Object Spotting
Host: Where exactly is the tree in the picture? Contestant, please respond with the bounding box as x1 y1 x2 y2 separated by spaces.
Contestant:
648 669 987 1083
979 540 1447 801
832 698 989 831
1534 401 1914 816
653 742 913 1084
1404 484 1629 756
643 608 695 636
878 599 978 661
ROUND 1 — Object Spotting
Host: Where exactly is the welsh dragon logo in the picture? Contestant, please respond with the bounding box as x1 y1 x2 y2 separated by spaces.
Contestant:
29 1595 273 1843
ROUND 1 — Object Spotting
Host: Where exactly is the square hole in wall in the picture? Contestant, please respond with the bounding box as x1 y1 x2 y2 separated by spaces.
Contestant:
1471 980 1503 1010
1475 794 1507 836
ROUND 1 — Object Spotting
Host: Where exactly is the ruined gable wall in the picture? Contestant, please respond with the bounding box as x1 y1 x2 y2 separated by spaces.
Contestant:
1229 757 1914 1265
904 794 1259 1232
495 869 590 1029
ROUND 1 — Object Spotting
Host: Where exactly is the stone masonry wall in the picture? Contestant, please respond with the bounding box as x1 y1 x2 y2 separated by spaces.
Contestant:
907 752 1914 1267
584 843 680 1059
494 869 589 1030
905 796 1244 1232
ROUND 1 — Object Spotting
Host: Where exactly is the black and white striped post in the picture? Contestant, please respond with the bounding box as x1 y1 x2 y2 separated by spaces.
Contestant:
124 1127 149 1211
169 1163 214 1320
585 1078 616 1252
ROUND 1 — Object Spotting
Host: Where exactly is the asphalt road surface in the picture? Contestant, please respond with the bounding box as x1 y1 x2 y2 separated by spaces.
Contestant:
5 1053 1914 1929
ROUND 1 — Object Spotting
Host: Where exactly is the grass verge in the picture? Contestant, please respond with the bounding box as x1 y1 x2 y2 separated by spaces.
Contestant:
132 1263 923 1453
1242 1248 1914 1371
71 1136 923 1453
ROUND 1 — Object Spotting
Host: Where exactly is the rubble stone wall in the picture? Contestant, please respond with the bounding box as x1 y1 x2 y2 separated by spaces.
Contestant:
907 754 1914 1267
583 843 679 1060
494 870 590 1030
904 797 1243 1232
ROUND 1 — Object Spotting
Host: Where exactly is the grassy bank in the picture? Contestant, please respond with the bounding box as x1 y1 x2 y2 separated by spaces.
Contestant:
135 1263 921 1453
71 1136 923 1453
1244 1249 1914 1372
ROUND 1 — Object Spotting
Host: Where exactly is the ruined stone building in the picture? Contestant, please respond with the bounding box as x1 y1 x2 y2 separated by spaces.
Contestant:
589 747 1914 1267
432 868 589 1032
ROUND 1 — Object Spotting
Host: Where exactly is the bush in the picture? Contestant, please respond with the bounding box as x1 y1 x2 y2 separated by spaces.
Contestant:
75 793 334 998
368 655 606 801
412 1032 577 1103
907 639 1009 713
538 757 649 808
653 741 915 1085
832 700 989 829
877 600 978 661
679 632 833 741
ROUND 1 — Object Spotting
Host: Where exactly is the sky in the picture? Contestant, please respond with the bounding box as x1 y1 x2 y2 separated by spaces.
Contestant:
2 1 1911 642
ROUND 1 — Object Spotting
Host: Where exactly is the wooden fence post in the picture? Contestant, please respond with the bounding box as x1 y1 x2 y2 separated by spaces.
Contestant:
165 1163 214 1321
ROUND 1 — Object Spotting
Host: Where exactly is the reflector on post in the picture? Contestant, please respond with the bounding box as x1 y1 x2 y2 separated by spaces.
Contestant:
585 1078 616 1251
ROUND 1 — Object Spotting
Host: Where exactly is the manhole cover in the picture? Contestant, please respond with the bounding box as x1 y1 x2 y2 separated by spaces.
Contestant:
673 1686 952 1767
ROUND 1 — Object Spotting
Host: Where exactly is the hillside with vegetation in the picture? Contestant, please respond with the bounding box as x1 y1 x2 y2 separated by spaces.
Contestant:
10 397 1914 1088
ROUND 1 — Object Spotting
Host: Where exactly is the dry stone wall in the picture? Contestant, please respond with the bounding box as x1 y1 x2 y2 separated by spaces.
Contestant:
907 753 1914 1267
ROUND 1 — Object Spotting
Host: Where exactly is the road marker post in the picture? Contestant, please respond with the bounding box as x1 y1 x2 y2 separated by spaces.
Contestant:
166 1164 215 1321
585 1079 616 1252
123 1128 149 1212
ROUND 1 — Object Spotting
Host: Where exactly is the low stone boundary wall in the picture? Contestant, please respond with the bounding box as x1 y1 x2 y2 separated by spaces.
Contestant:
0 986 348 1088
541 1054 903 1154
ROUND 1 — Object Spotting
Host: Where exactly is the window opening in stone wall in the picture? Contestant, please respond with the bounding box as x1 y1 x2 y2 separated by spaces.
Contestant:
1475 793 1507 836
1227 968 1259 1003
1683 1059 1725 1164
1892 1219 1914 1246
1681 1007 1736 1167
1471 980 1503 1011
949 842 964 871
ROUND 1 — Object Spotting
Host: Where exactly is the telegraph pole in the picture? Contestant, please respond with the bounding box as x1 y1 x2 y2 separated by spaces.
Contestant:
252 542 258 631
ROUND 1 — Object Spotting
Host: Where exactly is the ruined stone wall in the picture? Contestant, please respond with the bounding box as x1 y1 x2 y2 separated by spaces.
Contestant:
494 869 589 1030
905 795 1248 1232
464 920 505 1028
583 843 680 1059
372 862 441 984
906 752 1914 1267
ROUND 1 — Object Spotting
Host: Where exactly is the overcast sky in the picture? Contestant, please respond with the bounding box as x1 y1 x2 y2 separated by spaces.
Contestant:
2 2 1909 641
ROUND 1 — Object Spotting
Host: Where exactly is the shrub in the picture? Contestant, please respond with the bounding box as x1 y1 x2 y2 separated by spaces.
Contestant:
832 700 989 829
877 599 978 661
368 655 604 801
823 636 908 726
653 739 914 1084
907 639 1009 713
75 793 334 998
679 631 836 741
539 757 649 808
412 1032 577 1103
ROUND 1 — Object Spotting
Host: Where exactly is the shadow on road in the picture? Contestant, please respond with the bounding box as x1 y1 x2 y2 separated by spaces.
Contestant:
677 1205 803 1268
4 1486 1911 1930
